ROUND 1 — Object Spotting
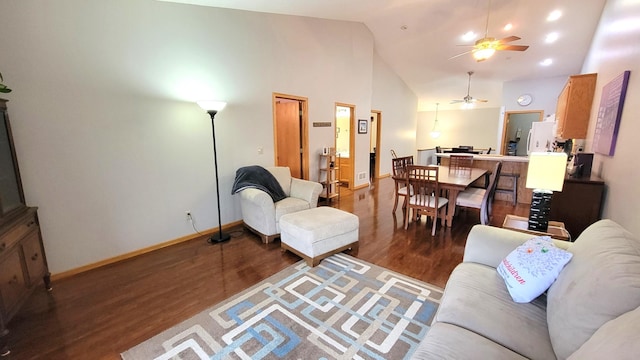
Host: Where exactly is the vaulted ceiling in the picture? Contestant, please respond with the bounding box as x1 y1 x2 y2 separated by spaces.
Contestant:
162 0 606 110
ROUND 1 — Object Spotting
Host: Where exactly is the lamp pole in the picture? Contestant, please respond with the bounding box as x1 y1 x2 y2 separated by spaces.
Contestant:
207 110 230 243
198 100 231 244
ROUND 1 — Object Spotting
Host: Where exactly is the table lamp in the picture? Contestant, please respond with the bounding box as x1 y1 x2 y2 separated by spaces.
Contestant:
525 152 568 232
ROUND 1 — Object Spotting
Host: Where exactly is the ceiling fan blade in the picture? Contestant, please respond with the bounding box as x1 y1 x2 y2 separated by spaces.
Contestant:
498 35 521 44
450 99 464 104
497 44 529 51
448 50 473 60
474 99 489 103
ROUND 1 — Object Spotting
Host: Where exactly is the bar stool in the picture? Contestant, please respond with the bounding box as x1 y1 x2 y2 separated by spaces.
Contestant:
495 173 519 205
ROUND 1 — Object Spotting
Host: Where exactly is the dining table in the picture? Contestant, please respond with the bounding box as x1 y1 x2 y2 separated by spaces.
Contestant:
393 165 488 227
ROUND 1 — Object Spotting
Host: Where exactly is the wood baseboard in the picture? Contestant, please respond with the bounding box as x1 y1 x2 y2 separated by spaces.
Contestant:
51 220 244 281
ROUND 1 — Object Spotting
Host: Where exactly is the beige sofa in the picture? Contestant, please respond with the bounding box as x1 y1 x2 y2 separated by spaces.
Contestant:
413 219 640 359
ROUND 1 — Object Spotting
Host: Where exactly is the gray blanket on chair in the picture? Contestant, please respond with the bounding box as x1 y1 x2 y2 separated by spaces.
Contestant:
231 165 287 202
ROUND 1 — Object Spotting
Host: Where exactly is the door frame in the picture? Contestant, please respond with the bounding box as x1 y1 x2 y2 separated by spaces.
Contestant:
500 110 544 155
335 102 355 189
371 110 382 179
272 92 309 179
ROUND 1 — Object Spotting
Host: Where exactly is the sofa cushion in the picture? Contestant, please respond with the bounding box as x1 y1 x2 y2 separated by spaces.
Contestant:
568 306 640 359
412 322 527 360
497 236 572 303
274 197 311 231
435 263 555 359
547 219 640 359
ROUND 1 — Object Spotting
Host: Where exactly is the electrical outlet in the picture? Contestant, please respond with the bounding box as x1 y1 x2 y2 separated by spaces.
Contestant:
185 211 192 221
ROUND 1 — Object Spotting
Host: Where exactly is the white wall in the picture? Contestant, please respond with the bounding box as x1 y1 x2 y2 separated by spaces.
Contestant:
371 52 418 176
502 76 569 115
581 0 640 236
0 0 408 274
416 107 501 151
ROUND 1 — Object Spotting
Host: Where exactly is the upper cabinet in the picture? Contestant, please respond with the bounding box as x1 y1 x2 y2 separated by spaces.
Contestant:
555 73 597 139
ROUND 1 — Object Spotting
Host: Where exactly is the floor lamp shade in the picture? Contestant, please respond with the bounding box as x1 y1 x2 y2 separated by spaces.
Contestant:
526 152 567 231
197 100 230 244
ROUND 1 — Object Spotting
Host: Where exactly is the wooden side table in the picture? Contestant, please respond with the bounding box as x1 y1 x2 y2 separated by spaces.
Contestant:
502 214 571 241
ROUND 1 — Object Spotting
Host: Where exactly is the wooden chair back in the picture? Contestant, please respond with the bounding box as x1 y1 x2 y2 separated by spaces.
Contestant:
392 156 414 178
405 165 446 235
481 161 502 224
448 154 474 177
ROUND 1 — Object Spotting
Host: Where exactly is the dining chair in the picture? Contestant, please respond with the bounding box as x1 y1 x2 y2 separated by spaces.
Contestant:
391 156 414 212
404 165 449 236
455 161 502 225
448 154 474 178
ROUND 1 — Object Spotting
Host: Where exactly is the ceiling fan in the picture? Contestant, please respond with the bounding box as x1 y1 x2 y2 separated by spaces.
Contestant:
450 0 529 62
451 71 487 104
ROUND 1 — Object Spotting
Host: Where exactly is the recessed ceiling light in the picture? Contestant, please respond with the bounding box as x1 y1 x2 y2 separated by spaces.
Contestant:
540 58 553 66
545 32 559 43
462 31 476 41
504 23 513 31
547 10 562 21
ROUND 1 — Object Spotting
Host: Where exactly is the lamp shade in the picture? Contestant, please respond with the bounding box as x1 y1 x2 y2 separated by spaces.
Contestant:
197 100 227 112
526 152 567 191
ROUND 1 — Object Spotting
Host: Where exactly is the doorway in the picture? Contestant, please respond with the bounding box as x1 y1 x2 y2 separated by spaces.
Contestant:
335 103 355 189
501 111 544 155
370 110 381 180
273 93 309 179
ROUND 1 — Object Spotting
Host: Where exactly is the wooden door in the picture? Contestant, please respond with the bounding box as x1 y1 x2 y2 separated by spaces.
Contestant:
275 100 302 178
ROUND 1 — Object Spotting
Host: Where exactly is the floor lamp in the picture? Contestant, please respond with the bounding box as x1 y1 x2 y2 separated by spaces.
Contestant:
197 100 231 244
525 152 568 232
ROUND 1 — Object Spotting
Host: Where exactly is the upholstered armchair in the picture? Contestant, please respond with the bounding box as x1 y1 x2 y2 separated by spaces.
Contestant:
237 166 323 243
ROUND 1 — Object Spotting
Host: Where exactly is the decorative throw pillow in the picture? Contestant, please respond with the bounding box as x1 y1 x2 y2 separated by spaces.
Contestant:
497 236 573 303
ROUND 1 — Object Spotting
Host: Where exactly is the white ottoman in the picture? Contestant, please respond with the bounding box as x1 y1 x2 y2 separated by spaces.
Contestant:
279 207 359 266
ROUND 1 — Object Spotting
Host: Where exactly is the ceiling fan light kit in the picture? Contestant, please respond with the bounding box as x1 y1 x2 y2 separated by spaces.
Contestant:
451 0 529 62
473 47 496 61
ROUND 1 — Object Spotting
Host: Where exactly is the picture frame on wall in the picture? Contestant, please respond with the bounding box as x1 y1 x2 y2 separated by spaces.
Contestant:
593 70 631 156
358 119 368 134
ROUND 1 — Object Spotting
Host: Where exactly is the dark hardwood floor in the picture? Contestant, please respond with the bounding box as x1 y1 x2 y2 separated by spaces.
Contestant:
3 177 530 359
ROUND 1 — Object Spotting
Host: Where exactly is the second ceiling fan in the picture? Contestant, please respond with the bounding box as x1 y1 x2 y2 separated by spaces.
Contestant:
451 71 487 105
450 0 529 62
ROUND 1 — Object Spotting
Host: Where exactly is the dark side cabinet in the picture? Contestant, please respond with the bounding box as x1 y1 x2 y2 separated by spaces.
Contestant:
0 99 51 356
550 174 605 240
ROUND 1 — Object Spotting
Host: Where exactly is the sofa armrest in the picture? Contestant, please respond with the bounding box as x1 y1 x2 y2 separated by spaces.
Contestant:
290 178 323 207
463 225 571 268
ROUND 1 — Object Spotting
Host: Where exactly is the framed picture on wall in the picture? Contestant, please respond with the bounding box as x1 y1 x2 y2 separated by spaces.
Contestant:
358 119 368 134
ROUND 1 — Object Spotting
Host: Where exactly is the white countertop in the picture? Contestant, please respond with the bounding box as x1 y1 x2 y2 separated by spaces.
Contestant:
435 153 529 162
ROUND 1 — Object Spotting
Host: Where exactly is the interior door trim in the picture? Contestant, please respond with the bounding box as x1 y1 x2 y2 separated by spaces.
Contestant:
272 92 309 179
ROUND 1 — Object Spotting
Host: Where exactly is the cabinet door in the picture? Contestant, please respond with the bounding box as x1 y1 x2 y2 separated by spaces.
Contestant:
555 82 570 137
0 249 27 315
550 181 604 238
21 231 46 287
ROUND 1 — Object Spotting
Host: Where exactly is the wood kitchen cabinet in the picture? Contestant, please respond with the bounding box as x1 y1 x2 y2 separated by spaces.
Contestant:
0 99 51 356
550 174 605 240
555 73 597 139
339 156 352 188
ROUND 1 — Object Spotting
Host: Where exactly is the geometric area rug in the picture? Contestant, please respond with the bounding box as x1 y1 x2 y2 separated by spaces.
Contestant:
121 254 443 360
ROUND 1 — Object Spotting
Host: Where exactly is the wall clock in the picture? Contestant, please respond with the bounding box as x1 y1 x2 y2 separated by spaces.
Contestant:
517 94 533 106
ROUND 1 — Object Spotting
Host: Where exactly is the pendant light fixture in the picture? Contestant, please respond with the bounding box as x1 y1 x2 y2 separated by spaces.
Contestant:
430 103 441 138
